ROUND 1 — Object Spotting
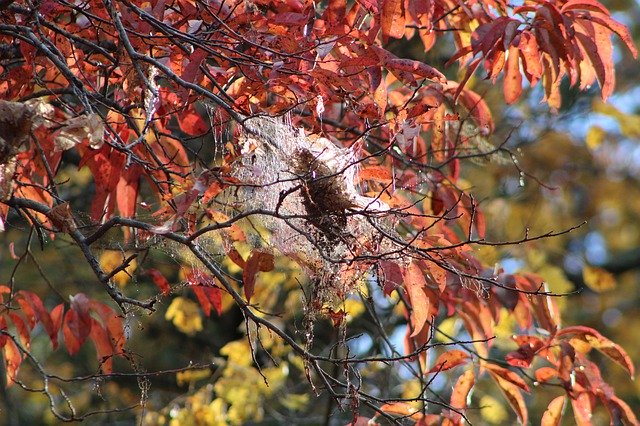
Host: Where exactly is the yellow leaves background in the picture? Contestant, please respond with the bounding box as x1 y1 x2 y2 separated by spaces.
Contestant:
99 250 137 287
165 297 203 336
582 265 617 293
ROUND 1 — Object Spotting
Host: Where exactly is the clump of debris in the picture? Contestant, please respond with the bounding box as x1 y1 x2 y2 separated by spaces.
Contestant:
231 116 394 308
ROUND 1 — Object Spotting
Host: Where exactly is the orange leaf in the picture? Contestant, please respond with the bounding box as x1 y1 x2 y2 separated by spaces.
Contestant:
426 260 447 292
504 45 523 104
357 166 393 184
8 312 30 351
489 372 528 425
574 21 614 101
380 401 420 419
587 13 637 58
571 392 594 426
89 300 125 353
428 350 470 374
431 104 446 162
381 0 405 40
519 31 543 84
15 297 36 329
535 367 559 384
557 326 635 376
485 363 530 393
2 338 22 385
450 369 475 416
541 396 566 426
403 261 430 337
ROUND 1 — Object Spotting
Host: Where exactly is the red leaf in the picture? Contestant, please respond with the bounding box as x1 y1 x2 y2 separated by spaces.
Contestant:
242 250 275 302
427 350 470 374
373 47 446 84
63 294 92 355
227 247 246 269
17 291 56 349
182 47 208 85
178 110 210 136
426 260 447 293
541 396 566 426
147 268 171 296
81 146 126 221
188 269 223 316
322 0 345 26
89 318 115 373
558 341 576 383
116 165 142 218
506 335 547 368
608 395 639 426
574 21 614 101
379 260 403 296
381 0 405 40
403 261 430 337
192 285 223 317
63 310 83 355
50 304 65 346
0 316 7 348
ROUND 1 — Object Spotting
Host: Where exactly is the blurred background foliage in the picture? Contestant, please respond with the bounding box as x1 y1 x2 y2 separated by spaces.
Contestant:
2 0 640 424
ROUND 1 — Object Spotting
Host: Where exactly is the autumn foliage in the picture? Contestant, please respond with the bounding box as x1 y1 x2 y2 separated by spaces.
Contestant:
0 0 638 424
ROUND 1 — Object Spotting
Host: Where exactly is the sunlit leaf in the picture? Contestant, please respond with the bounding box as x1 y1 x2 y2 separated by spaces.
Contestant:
541 396 566 426
428 350 470 374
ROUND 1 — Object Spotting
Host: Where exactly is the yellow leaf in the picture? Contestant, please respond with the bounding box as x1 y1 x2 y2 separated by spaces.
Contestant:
204 399 229 426
279 393 309 411
480 395 509 424
343 298 365 321
582 265 617 293
176 368 211 386
220 340 253 366
99 250 136 287
436 318 460 342
165 297 203 335
585 126 605 151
